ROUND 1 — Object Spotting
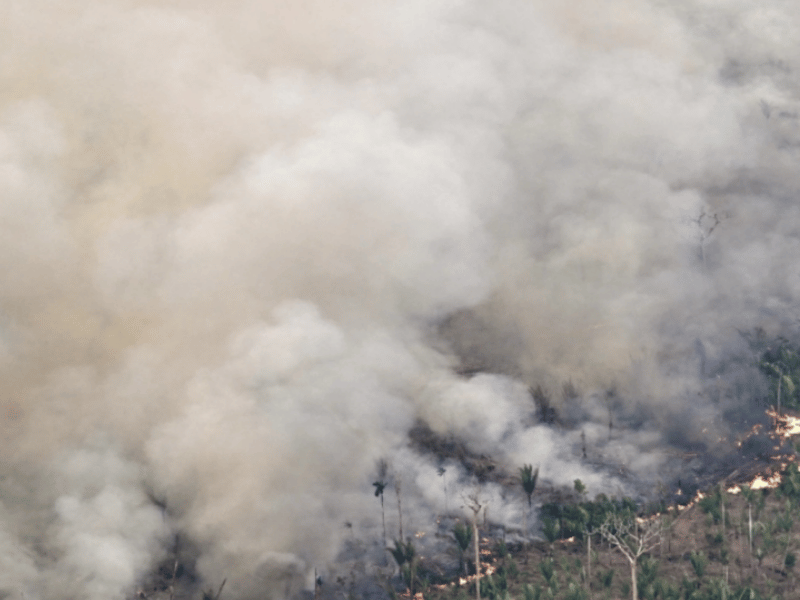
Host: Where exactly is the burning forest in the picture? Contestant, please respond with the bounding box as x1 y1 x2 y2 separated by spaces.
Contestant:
3 1 800 599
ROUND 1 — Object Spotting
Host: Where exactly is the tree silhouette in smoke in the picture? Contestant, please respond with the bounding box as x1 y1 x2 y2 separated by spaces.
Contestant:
373 459 389 548
519 463 538 538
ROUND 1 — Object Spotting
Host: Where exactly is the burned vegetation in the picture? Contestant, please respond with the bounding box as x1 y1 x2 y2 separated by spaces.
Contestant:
302 339 800 600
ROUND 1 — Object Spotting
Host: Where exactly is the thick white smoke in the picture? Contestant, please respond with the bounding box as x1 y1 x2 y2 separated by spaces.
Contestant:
2 1 800 598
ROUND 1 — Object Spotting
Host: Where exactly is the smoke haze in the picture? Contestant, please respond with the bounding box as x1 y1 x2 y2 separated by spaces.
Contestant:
2 1 800 598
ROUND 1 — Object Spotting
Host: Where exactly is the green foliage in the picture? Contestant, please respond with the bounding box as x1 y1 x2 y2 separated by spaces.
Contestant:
760 342 800 411
740 485 766 519
704 578 733 600
539 558 556 585
758 519 778 557
564 505 590 540
619 496 638 515
390 538 415 567
754 545 766 567
620 580 630 599
452 522 471 575
689 550 708 578
506 559 519 580
452 522 472 552
681 576 696 597
480 572 508 600
653 579 681 600
778 463 800 503
542 517 560 544
563 582 588 600
545 581 558 597
598 568 614 589
495 565 514 590
378 428 800 600
698 488 725 525
540 494 636 541
559 555 573 574
732 586 761 600
705 529 724 547
522 583 540 600
493 567 508 593
390 538 418 592
775 501 794 532
638 556 659 595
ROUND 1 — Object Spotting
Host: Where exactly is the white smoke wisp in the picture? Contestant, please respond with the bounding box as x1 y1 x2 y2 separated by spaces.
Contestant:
2 0 800 598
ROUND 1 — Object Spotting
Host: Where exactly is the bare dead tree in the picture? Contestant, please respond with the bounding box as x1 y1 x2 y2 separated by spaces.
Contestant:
693 209 724 271
599 512 663 600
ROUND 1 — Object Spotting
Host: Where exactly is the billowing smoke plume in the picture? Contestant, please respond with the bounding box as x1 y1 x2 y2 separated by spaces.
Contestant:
2 1 800 598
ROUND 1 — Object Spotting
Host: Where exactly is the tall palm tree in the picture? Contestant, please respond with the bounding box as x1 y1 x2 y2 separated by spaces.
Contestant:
373 458 390 548
438 466 448 514
373 480 388 547
395 478 404 541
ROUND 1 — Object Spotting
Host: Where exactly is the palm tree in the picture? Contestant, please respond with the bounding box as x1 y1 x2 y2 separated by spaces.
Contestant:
373 459 389 547
453 521 472 576
389 538 417 594
395 478 404 541
438 466 448 514
373 480 387 547
519 464 539 538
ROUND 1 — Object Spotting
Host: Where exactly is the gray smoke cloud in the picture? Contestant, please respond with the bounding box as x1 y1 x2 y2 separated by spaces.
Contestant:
2 1 800 598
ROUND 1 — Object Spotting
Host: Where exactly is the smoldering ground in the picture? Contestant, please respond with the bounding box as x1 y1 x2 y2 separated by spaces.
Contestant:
1 1 800 598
